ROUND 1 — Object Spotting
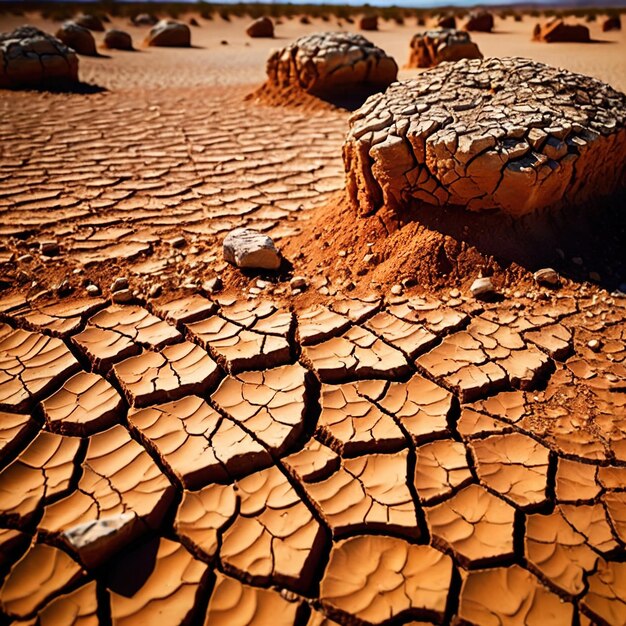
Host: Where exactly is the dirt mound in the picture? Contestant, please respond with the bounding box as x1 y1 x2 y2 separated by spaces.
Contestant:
344 57 626 221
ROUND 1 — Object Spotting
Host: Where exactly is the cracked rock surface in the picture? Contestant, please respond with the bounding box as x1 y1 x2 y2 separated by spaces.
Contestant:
344 57 626 219
0 26 79 89
265 32 398 98
407 29 483 68
0 285 623 624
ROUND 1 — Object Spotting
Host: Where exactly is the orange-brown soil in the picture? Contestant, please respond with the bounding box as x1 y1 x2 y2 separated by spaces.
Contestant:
0 9 625 626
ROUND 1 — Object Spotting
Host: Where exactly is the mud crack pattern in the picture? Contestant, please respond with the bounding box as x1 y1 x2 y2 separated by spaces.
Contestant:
0 286 624 625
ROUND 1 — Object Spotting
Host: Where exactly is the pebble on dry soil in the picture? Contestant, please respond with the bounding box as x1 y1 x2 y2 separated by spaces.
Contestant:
223 228 281 271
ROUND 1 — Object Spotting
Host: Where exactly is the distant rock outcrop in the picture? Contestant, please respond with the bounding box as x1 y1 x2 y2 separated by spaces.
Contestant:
0 26 79 89
246 17 274 38
407 29 482 68
266 32 397 98
146 20 191 47
533 19 590 43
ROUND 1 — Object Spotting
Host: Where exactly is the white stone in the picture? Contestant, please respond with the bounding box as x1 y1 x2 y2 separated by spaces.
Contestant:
470 277 495 298
223 228 281 270
61 513 137 567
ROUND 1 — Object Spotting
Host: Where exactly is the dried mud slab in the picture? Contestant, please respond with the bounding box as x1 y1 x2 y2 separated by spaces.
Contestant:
525 509 598 595
0 543 84 620
364 374 454 444
458 564 575 625
38 425 175 563
469 433 550 509
129 396 271 489
26 580 98 626
302 325 411 383
0 431 81 524
42 371 123 436
582 560 626 625
217 466 325 592
0 410 36 466
109 538 207 626
186 305 292 373
73 305 180 373
318 382 405 455
0 326 79 411
206 572 302 626
113 341 220 407
211 363 311 456
302 450 419 539
344 57 626 219
414 439 472 504
426 484 516 567
265 32 397 99
320 535 452 624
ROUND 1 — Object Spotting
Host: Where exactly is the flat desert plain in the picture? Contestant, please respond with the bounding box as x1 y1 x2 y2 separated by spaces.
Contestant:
0 9 625 626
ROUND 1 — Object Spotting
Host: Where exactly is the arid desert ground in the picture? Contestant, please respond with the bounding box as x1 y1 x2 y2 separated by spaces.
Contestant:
0 6 626 626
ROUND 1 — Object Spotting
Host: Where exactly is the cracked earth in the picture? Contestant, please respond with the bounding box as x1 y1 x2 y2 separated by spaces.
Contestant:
0 9 625 626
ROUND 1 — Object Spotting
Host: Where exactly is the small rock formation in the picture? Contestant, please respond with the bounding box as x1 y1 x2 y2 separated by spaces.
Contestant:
56 21 98 56
533 19 590 43
407 29 482 68
359 15 378 31
61 513 137 567
464 10 494 32
343 57 626 220
246 17 274 38
438 15 456 29
223 228 281 270
189 17 199 27
146 20 191 47
132 13 158 26
266 32 397 98
0 26 79 89
603 15 621 31
470 277 496 299
74 14 105 32
103 29 133 51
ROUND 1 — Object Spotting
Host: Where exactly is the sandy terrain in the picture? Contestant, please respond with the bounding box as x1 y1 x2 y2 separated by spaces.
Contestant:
0 9 625 626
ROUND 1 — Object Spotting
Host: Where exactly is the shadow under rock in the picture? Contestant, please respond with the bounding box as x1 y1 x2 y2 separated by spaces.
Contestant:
101 535 160 597
399 188 626 291
5 81 107 94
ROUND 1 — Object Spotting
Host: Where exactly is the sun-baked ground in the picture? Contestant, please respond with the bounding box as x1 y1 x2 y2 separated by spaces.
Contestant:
0 9 625 626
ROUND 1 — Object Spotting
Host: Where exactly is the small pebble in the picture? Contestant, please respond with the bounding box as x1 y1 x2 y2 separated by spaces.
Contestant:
256 279 268 289
149 284 162 298
169 236 186 249
290 276 308 290
202 277 223 294
391 284 403 296
533 268 560 287
40 241 59 257
470 277 496 299
338 250 347 258
111 277 129 293
18 254 33 263
587 339 601 352
449 288 460 298
363 253 377 265
86 284 101 297
112 289 133 304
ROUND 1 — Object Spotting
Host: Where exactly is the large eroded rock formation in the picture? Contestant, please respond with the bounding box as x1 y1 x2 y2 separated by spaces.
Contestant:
407 29 482 68
266 32 398 98
344 57 626 219
0 26 79 89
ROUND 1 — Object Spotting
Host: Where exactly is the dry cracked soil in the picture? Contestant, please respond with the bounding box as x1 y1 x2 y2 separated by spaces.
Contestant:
0 9 625 626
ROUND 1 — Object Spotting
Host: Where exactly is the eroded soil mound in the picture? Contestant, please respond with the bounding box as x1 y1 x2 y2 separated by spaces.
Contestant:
344 57 626 221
